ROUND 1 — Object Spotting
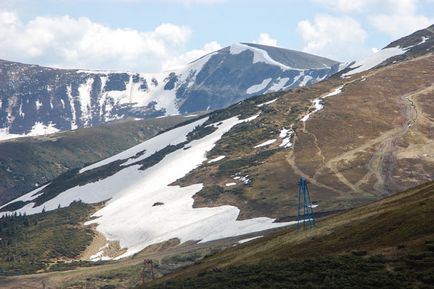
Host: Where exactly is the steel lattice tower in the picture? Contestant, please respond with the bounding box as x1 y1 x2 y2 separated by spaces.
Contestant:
297 177 316 230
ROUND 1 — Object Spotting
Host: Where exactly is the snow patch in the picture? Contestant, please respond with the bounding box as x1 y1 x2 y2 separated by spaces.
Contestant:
256 98 278 107
300 85 344 123
225 183 236 187
77 69 121 74
243 113 261 122
1 183 50 203
239 175 251 185
90 243 111 261
238 235 263 244
80 117 208 173
247 78 272 94
279 128 293 148
229 43 249 55
0 128 22 141
267 77 289 92
419 36 429 45
0 122 60 141
299 74 313 87
35 100 42 111
301 99 323 122
78 78 94 126
324 85 343 97
229 43 299 71
28 122 60 136
66 85 78 130
254 139 277 148
343 47 406 76
208 155 225 163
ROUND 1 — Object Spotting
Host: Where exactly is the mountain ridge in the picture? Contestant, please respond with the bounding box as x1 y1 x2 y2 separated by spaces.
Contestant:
0 43 340 140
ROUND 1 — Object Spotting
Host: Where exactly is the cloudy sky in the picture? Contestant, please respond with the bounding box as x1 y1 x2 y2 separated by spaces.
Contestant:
0 0 433 72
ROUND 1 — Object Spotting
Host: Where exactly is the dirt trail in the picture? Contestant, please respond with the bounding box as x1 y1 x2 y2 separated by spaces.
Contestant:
289 67 434 196
366 84 434 193
406 84 434 125
286 150 345 195
291 76 382 194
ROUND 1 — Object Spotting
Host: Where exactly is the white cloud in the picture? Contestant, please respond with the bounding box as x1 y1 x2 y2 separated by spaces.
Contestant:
162 41 222 70
362 0 433 38
369 14 432 38
314 0 419 13
163 0 225 4
314 0 370 12
368 1 433 39
314 0 434 38
112 0 225 4
254 33 278 47
0 10 200 72
297 14 368 61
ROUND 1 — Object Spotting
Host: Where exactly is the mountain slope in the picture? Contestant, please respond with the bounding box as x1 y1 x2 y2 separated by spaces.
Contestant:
0 44 340 139
176 24 434 219
0 105 297 259
0 115 192 205
145 180 434 289
343 24 434 76
1 25 433 263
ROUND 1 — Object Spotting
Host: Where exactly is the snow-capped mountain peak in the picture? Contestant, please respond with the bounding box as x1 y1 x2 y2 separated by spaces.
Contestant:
0 44 340 140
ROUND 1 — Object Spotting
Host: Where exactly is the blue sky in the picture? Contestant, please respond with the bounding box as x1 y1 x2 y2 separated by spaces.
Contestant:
0 0 433 71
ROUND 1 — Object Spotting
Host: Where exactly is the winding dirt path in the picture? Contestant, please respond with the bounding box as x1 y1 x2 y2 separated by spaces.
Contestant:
366 84 433 193
286 149 345 195
288 73 434 196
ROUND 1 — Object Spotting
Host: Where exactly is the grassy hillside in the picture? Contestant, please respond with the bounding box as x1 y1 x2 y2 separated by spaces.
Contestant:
145 181 434 288
176 51 434 220
0 115 193 205
0 201 101 275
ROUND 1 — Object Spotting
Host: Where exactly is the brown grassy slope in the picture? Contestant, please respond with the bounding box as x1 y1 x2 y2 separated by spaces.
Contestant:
149 180 434 285
177 54 434 219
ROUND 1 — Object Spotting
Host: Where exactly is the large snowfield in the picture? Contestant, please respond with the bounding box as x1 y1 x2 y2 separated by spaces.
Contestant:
343 47 406 76
0 115 293 259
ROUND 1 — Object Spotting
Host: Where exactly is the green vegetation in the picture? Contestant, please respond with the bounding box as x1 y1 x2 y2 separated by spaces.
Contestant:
149 249 434 289
195 186 224 201
201 91 284 125
31 163 124 207
138 144 185 171
0 201 97 275
61 263 144 289
0 200 30 212
217 150 276 176
186 124 218 141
